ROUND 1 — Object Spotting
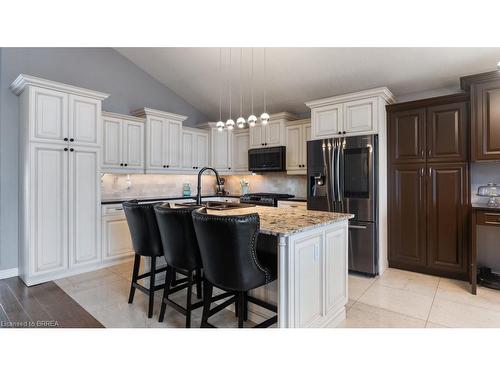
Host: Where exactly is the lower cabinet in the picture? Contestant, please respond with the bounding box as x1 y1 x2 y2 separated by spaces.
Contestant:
102 205 133 261
388 162 469 279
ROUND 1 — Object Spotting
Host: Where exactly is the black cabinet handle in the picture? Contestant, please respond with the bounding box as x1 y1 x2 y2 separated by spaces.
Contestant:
192 166 196 169
167 165 170 168
343 131 346 134
124 163 128 166
64 137 68 141
338 131 342 135
163 165 166 168
64 147 68 151
228 167 231 170
69 138 74 142
120 163 124 166
70 148 74 152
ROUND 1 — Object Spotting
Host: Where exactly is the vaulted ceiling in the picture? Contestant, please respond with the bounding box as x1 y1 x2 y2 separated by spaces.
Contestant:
116 48 500 121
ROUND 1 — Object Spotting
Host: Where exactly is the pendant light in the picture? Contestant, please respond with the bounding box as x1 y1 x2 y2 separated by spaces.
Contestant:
216 48 225 131
236 48 246 129
225 48 235 131
260 47 270 126
247 48 257 127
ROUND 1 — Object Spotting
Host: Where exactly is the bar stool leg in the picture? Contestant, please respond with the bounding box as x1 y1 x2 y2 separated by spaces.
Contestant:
128 254 141 304
148 256 156 319
185 271 193 328
201 280 213 328
195 268 202 299
159 266 174 322
243 291 248 321
238 292 245 328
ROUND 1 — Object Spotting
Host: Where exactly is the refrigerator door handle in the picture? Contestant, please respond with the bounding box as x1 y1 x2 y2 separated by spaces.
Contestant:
322 140 332 212
336 138 341 206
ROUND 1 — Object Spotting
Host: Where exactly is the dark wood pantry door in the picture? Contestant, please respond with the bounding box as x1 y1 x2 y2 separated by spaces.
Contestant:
388 108 426 164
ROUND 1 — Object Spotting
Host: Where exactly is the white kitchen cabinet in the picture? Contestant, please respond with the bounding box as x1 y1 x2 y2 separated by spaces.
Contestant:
181 128 210 172
132 108 187 173
102 112 145 173
285 119 311 174
306 87 395 139
294 232 323 327
69 146 101 267
232 130 249 172
211 127 232 171
324 225 348 316
11 74 109 286
102 204 133 262
249 112 299 149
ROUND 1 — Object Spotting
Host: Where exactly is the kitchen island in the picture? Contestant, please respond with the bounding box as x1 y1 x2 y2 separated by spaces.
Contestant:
195 205 353 328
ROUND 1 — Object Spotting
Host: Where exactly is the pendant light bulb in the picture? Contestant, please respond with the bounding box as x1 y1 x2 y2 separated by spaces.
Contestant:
236 117 246 128
226 118 235 130
216 120 225 129
260 112 270 125
248 114 257 127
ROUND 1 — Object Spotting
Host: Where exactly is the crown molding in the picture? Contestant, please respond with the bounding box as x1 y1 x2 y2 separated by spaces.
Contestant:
10 74 110 100
286 118 311 126
102 111 145 123
305 87 396 109
270 112 300 121
131 107 188 122
460 70 500 91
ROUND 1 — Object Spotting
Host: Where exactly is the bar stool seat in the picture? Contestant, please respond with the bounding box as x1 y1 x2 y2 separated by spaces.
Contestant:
192 208 278 328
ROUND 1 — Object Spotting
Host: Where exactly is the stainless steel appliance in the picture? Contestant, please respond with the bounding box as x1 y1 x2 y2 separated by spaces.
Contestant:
248 146 286 172
307 135 378 276
240 193 294 207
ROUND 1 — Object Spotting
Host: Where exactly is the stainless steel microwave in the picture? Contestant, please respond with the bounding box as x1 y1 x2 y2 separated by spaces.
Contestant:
248 146 286 172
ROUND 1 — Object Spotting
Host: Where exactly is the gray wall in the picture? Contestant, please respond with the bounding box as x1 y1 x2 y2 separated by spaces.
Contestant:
0 48 208 271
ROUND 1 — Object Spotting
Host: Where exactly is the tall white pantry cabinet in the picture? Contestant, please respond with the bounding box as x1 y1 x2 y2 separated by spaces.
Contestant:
10 75 109 286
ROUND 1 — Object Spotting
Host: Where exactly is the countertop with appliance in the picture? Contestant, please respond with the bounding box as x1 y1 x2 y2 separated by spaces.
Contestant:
101 194 241 205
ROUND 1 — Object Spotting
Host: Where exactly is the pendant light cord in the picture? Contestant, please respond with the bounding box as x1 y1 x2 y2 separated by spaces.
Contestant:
219 48 222 121
263 47 267 113
240 48 243 117
251 48 254 114
229 48 232 119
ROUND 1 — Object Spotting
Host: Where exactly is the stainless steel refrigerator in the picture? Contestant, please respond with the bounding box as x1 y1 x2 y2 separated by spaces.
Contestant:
307 135 378 276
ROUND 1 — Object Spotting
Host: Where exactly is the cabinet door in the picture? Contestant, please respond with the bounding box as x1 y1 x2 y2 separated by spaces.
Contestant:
31 86 68 144
195 133 209 169
123 120 144 169
294 233 323 327
147 116 164 169
30 143 68 275
166 120 182 168
388 109 426 164
388 164 427 267
427 164 468 277
324 225 348 315
102 117 122 169
102 216 133 260
302 124 312 168
68 146 100 267
427 102 467 162
266 120 283 146
181 130 195 169
249 124 265 148
286 125 302 171
344 97 377 135
233 131 249 171
472 80 500 160
211 128 229 169
311 104 343 139
69 95 101 147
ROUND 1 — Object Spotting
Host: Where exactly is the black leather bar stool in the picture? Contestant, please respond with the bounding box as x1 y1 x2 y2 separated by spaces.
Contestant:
154 204 205 327
123 200 168 318
192 208 278 328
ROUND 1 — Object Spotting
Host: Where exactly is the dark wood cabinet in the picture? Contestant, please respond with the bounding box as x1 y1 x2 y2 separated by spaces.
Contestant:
426 163 468 278
461 71 500 161
388 108 426 164
388 164 427 267
387 94 470 280
427 102 468 162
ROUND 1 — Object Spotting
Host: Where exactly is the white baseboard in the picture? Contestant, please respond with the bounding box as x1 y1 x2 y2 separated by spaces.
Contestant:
0 267 19 280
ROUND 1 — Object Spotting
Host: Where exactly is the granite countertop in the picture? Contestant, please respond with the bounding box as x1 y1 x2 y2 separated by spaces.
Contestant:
471 203 500 212
102 194 241 205
199 205 353 237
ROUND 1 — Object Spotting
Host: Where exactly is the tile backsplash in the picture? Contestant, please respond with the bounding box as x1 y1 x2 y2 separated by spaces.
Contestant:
101 172 307 200
471 162 500 205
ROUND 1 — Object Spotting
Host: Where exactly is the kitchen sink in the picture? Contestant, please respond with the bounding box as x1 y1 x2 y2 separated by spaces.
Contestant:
175 200 255 210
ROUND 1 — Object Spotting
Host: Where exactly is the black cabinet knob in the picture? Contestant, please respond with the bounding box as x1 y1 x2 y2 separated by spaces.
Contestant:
192 166 196 169
338 131 342 135
228 167 231 170
166 165 170 168
64 147 68 151
124 163 128 166
70 148 74 152
69 138 74 142
120 163 124 166
343 131 346 134
64 137 68 141
163 165 166 168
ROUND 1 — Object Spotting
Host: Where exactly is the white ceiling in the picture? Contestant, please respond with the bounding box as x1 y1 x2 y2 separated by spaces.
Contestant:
116 48 500 121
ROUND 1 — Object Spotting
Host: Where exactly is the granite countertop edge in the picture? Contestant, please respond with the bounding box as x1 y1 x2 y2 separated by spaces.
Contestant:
101 194 241 205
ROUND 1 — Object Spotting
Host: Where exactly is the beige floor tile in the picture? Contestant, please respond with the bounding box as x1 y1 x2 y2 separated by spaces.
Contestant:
436 278 500 313
428 298 500 328
375 268 440 297
337 302 426 328
346 299 356 310
69 278 132 312
348 274 376 301
358 283 434 320
56 271 124 294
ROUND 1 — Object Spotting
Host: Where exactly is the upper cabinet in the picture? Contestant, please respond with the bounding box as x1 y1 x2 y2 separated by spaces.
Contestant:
461 71 500 161
249 112 298 149
232 130 250 172
387 94 469 165
306 87 395 140
181 128 209 172
131 108 187 173
102 112 145 173
208 126 250 174
285 119 311 174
